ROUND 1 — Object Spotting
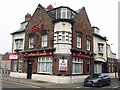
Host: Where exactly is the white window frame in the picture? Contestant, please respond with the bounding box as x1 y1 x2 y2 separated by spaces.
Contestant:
61 8 67 19
41 35 48 47
13 60 17 72
72 58 83 74
15 40 23 49
37 57 52 74
29 37 34 48
87 39 90 51
98 44 104 53
18 59 23 72
77 36 81 48
61 32 66 42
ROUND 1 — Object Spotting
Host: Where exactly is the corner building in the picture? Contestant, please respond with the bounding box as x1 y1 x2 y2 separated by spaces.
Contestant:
11 4 94 79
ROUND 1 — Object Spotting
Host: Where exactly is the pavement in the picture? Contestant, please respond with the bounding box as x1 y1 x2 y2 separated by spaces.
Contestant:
1 74 84 88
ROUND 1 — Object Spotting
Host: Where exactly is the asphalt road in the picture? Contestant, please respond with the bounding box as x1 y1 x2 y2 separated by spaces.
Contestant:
2 80 40 88
1 78 120 89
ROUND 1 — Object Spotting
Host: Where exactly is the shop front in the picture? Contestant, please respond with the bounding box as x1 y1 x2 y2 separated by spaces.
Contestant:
71 49 94 75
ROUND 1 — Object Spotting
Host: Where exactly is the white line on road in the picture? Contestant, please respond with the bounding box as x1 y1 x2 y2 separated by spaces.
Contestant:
2 80 41 88
112 86 119 89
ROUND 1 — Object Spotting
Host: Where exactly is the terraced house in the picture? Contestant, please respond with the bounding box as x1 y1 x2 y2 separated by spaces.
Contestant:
10 4 95 83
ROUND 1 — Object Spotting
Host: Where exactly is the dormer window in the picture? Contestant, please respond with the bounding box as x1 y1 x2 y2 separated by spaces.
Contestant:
48 7 77 20
61 8 67 19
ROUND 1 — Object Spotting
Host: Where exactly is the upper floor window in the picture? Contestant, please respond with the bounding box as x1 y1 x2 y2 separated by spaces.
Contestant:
15 39 23 49
77 36 81 48
41 35 48 47
98 43 104 54
54 31 72 44
62 32 66 42
61 8 67 19
87 39 91 51
29 37 34 48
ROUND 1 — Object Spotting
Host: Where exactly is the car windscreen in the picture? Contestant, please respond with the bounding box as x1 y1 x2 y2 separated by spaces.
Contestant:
89 74 100 78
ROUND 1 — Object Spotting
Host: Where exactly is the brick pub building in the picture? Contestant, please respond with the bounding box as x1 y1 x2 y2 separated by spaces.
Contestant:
10 4 94 83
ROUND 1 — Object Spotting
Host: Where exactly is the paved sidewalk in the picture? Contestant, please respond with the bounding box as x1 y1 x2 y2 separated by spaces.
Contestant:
2 74 84 88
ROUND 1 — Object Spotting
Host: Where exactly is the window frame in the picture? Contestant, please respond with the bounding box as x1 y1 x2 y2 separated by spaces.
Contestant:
37 57 52 74
61 8 68 19
72 58 83 74
29 37 34 48
41 34 48 47
86 39 91 51
77 36 82 48
15 39 23 49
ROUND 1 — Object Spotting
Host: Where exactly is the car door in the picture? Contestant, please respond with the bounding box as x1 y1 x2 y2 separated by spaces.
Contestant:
102 74 109 85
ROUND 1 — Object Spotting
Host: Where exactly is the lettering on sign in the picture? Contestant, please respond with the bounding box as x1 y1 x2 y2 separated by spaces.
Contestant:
24 52 52 57
31 23 44 32
9 54 18 59
59 59 67 71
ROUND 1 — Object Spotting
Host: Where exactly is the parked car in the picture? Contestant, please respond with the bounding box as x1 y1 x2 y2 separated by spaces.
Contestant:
84 73 111 87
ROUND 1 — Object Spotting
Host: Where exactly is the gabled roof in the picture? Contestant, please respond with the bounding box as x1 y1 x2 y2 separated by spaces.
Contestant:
11 29 25 35
94 33 108 41
73 7 92 28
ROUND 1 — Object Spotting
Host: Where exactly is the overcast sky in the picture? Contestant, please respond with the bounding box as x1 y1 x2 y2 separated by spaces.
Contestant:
0 0 118 58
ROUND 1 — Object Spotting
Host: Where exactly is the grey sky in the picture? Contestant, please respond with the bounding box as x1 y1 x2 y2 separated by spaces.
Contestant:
0 0 118 58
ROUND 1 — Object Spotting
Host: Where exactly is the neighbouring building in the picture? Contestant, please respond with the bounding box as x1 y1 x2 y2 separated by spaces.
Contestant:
10 4 94 82
2 52 11 74
10 13 31 72
107 44 117 73
93 27 108 73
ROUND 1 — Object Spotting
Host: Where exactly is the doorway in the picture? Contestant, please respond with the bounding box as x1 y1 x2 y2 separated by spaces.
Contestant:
27 59 33 79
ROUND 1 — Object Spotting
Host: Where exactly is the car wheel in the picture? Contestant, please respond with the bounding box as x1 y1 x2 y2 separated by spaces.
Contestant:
98 81 102 88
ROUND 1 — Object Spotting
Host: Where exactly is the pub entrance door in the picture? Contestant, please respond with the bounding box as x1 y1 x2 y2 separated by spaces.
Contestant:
27 59 33 79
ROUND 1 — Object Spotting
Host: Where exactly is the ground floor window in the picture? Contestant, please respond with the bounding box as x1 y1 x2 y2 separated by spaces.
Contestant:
18 59 23 72
37 56 52 74
94 64 102 73
72 58 83 74
13 60 17 72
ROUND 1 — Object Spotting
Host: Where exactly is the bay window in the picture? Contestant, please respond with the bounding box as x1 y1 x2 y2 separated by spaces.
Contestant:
98 43 104 54
15 39 23 49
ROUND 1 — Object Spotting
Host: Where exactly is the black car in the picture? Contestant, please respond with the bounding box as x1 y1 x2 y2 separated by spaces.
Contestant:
84 73 111 87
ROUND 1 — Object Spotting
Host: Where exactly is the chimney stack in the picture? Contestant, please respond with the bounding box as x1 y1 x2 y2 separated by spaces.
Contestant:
25 13 31 21
47 4 54 10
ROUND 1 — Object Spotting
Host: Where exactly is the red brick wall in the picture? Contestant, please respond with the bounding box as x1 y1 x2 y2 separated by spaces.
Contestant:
25 5 54 50
53 55 72 76
73 7 93 52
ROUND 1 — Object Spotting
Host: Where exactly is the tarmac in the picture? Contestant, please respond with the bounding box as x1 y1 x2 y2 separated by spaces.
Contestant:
1 74 84 88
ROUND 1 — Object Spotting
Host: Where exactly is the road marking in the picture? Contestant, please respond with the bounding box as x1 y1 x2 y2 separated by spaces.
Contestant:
76 87 80 88
2 80 40 88
112 86 119 88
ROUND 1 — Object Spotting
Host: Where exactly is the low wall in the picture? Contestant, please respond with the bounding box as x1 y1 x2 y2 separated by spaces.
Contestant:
9 72 117 84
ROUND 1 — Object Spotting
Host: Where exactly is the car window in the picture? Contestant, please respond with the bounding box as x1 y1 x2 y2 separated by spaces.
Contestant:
90 74 100 78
